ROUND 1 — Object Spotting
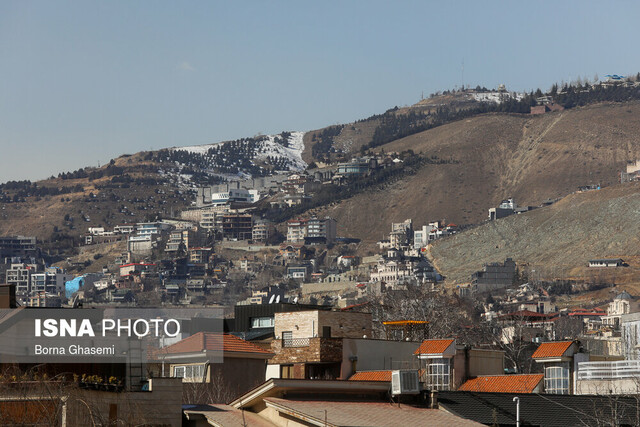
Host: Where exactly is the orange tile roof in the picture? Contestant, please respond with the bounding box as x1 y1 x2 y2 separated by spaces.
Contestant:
348 370 392 381
158 332 273 356
458 374 544 393
531 341 574 358
414 339 455 355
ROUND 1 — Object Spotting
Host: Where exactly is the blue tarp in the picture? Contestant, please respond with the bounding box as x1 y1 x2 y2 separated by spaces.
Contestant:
65 276 84 299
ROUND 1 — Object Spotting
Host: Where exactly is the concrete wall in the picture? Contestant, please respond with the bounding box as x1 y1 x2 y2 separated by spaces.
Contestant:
301 281 356 296
340 339 422 379
576 378 640 395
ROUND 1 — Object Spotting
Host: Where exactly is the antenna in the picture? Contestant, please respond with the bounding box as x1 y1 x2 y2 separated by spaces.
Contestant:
461 59 464 91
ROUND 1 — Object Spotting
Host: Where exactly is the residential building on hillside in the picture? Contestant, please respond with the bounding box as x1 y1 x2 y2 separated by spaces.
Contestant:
0 235 36 258
603 291 640 329
222 214 253 240
588 258 624 268
471 258 516 293
252 219 275 243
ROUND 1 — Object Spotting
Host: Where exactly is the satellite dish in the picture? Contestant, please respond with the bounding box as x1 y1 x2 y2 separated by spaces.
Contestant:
276 295 281 303
293 296 299 304
269 295 276 304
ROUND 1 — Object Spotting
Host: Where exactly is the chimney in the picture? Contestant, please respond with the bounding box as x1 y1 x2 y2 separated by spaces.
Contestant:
0 284 17 309
429 390 438 409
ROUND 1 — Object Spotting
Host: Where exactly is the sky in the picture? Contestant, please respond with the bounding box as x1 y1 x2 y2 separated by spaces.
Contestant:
1 1 639 183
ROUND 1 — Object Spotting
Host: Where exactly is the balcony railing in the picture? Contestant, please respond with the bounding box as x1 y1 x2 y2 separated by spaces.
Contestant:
578 360 640 380
282 337 310 348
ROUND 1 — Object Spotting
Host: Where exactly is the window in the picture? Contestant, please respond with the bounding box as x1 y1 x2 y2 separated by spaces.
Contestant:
425 358 450 390
251 317 274 328
173 364 206 381
281 365 294 379
545 363 570 394
282 331 293 347
322 326 332 338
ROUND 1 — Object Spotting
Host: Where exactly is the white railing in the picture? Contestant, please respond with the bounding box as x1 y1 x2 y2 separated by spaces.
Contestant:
578 360 640 380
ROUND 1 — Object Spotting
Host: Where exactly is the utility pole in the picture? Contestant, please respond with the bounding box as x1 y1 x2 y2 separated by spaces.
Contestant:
461 59 465 91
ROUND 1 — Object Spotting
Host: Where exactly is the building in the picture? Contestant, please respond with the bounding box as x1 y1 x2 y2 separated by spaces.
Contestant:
196 185 258 206
165 229 204 253
576 360 640 395
135 221 170 238
222 214 253 240
188 247 212 264
252 220 275 243
602 291 640 329
588 258 624 268
488 199 517 221
26 291 62 307
414 339 504 391
531 341 587 395
336 159 370 176
6 263 39 295
119 263 156 278
267 309 373 380
30 267 74 295
306 217 337 245
471 258 516 293
286 218 309 243
151 332 273 402
183 378 482 427
127 235 154 255
0 235 36 258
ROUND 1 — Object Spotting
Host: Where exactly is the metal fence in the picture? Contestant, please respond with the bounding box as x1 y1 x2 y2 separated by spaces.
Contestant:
282 337 310 348
578 360 640 380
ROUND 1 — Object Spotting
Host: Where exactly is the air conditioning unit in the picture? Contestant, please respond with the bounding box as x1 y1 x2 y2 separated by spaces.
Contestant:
391 370 420 395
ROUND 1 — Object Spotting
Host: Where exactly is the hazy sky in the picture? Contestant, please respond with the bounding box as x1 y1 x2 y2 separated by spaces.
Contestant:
1 1 639 183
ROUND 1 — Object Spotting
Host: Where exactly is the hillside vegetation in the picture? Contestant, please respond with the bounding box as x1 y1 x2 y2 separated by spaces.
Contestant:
312 102 640 246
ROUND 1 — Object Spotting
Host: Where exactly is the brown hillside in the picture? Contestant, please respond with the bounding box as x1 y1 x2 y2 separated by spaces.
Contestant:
312 102 640 247
428 181 640 288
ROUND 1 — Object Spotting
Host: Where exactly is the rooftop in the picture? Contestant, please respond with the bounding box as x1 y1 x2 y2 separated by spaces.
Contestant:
458 374 543 393
531 341 574 359
414 339 455 355
156 332 273 357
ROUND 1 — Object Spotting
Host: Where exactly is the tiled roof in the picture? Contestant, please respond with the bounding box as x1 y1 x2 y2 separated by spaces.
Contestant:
458 374 543 393
159 332 273 356
263 397 483 426
414 339 455 355
348 371 392 381
531 341 574 358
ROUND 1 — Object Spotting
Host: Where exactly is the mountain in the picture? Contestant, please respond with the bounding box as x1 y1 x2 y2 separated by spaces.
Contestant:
310 101 640 248
428 180 640 290
4 88 640 264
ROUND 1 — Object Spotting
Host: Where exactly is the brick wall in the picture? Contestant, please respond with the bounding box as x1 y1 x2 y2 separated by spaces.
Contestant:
270 337 343 365
274 310 372 340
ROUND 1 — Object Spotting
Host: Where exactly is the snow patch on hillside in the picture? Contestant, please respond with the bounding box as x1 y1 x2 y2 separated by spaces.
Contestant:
253 131 306 171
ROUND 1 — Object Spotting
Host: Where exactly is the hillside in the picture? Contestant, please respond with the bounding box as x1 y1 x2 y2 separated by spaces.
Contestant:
428 181 640 288
311 102 640 247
